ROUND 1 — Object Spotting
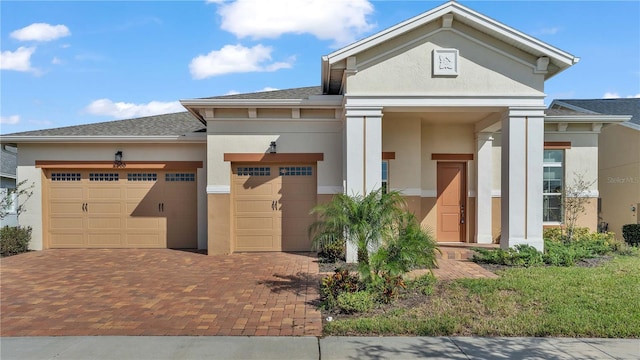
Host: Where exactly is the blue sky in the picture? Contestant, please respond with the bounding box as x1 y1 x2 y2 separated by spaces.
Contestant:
1 0 639 134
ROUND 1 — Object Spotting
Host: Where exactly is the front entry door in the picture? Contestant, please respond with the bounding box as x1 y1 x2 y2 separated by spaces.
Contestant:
436 162 466 242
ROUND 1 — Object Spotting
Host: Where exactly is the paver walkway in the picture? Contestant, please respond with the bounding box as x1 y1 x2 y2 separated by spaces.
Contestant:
0 250 322 337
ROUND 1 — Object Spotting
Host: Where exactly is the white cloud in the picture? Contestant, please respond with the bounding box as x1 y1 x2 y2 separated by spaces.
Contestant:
11 23 71 42
215 0 375 47
224 90 241 95
258 87 279 92
84 99 184 119
0 47 36 72
189 44 294 79
0 115 20 125
51 56 62 65
537 27 559 35
602 92 640 99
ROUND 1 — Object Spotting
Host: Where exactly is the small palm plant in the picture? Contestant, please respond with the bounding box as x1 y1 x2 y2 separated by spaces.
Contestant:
309 189 437 281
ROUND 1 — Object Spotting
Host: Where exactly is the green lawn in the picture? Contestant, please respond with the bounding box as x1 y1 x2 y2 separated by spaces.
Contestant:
323 256 640 337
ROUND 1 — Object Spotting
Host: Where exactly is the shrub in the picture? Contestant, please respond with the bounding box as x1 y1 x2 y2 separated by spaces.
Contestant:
622 224 640 246
371 273 406 303
336 291 375 313
318 238 346 263
0 226 32 257
320 268 361 309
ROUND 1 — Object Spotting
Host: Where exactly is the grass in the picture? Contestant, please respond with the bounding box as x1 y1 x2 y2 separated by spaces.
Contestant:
323 255 640 337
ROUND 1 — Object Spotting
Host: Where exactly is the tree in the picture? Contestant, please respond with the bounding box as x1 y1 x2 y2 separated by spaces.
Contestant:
0 180 34 220
563 172 596 242
309 189 439 281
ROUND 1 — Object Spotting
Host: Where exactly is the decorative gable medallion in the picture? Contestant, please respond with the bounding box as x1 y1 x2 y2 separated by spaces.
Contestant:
433 49 459 76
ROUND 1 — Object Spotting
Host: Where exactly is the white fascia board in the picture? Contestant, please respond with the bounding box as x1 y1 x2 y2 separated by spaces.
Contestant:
544 115 631 124
344 95 546 108
548 100 600 114
621 121 640 131
180 97 343 109
0 135 206 144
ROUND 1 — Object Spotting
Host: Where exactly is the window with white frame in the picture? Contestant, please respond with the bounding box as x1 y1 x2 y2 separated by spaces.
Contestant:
382 160 389 194
543 149 564 223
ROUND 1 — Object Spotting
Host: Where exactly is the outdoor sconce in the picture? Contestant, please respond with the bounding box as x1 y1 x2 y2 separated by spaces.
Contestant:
114 151 123 166
269 141 277 154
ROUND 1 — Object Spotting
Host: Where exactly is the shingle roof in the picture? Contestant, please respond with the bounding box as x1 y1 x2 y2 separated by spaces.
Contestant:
2 112 205 137
1 147 17 178
554 99 640 125
544 108 592 116
202 86 322 100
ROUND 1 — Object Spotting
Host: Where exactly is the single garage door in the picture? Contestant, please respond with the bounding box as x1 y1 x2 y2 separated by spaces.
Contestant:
47 170 196 249
232 164 316 252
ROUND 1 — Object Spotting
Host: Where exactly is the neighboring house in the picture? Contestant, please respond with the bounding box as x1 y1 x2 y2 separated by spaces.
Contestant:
0 1 628 261
550 99 639 238
1 145 18 227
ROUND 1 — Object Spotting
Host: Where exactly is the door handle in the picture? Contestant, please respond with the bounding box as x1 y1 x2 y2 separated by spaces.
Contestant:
460 204 465 224
159 203 162 212
161 203 164 212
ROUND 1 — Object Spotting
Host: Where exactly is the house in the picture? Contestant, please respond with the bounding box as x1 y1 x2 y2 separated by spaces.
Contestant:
0 145 18 227
0 1 628 261
550 99 639 237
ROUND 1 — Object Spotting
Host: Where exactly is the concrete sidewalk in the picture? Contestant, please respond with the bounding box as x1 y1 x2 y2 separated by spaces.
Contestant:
1 336 638 359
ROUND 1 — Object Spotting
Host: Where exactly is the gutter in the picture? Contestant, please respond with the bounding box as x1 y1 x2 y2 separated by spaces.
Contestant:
0 135 206 145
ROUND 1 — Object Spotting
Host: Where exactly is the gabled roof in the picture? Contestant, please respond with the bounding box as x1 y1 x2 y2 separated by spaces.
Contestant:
0 112 206 143
201 86 322 100
322 1 579 94
550 99 640 126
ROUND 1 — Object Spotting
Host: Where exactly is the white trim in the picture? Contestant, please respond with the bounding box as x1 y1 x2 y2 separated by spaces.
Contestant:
344 95 545 108
206 185 230 194
0 135 206 144
317 186 343 195
621 121 640 131
421 190 437 198
390 188 421 196
491 190 501 197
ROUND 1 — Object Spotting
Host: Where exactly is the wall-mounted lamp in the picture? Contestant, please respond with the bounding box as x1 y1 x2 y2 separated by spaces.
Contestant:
269 141 277 154
114 151 123 166
632 205 637 213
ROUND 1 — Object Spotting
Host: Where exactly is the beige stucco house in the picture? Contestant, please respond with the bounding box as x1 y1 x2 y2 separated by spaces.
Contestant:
1 2 628 261
550 99 639 238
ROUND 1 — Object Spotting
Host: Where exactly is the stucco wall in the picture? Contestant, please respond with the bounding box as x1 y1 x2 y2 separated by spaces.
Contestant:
598 124 640 237
206 119 343 191
347 22 544 96
382 114 421 193
16 142 207 250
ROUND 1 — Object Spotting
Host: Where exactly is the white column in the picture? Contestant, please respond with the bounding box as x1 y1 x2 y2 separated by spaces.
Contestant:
344 106 383 262
500 107 545 251
475 132 493 244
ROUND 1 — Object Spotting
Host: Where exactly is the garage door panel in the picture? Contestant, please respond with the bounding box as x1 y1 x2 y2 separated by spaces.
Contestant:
87 217 121 230
50 217 84 230
50 234 85 247
125 234 165 247
126 217 164 230
235 199 274 213
87 187 122 199
235 235 278 251
50 202 83 214
87 202 122 214
50 187 84 200
87 233 122 247
236 217 274 231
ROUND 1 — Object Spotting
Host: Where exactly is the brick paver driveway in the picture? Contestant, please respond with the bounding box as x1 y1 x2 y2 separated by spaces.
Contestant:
1 249 321 336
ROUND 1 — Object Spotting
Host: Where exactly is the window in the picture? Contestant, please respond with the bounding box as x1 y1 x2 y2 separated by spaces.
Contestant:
128 173 157 181
51 173 81 181
543 150 564 222
279 166 312 176
382 160 389 194
165 173 195 182
236 167 270 176
89 173 119 181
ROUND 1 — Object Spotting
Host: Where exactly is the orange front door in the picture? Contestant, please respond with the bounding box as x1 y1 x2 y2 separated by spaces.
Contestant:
436 162 466 242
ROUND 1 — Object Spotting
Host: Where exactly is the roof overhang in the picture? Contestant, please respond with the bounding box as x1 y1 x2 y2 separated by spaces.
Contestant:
0 135 206 145
180 96 343 124
544 114 631 125
322 1 579 94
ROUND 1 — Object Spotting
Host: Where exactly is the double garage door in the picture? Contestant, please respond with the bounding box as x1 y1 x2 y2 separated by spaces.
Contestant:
46 170 197 249
232 164 316 252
